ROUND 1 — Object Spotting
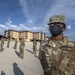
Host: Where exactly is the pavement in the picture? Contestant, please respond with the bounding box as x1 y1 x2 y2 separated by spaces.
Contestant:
0 41 44 75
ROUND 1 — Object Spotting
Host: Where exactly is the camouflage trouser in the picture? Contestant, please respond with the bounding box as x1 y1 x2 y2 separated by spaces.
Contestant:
13 44 17 49
19 47 24 58
33 46 36 55
0 44 4 51
7 42 10 48
39 49 44 60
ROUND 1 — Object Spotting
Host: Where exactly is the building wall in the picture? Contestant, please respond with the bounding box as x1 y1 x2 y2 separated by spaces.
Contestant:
4 30 46 41
19 31 33 41
27 32 33 39
33 33 39 40
12 31 19 40
42 33 46 40
33 32 46 41
4 30 8 37
19 32 25 39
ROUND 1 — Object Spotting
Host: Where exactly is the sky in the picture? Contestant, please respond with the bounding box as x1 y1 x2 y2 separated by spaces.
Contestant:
0 0 75 41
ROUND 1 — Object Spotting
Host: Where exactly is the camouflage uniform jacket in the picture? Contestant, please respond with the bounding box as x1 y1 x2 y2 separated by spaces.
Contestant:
1 39 4 45
7 39 10 43
33 40 37 46
19 41 25 49
15 40 18 44
40 36 75 75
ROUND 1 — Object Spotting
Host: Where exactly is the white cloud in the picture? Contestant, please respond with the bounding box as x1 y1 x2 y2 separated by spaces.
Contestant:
64 31 75 41
19 0 75 37
67 25 71 29
5 17 12 24
0 0 73 37
0 17 44 35
44 0 75 24
28 20 33 23
19 0 29 18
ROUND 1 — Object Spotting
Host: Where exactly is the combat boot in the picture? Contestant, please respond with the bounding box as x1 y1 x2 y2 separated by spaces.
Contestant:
21 57 23 60
7 46 9 48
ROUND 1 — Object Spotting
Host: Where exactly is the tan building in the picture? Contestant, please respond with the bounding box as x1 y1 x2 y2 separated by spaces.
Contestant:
33 32 46 41
4 30 9 38
4 29 46 41
4 29 19 40
19 31 33 41
42 33 46 41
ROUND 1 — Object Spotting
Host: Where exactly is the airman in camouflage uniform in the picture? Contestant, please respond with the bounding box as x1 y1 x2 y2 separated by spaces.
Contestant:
7 38 10 48
0 37 4 52
39 15 75 75
19 38 25 59
40 40 43 47
33 38 37 56
13 39 18 50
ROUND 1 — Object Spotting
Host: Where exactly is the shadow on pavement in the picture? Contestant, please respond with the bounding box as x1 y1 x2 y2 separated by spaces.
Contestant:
25 49 33 54
13 62 25 75
25 49 40 59
35 55 39 59
15 51 20 57
0 71 5 75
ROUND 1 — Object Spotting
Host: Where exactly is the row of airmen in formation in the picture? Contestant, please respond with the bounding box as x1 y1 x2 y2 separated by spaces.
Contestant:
0 37 37 60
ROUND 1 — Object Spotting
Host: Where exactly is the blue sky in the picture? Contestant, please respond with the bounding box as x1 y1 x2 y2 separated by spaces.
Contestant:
0 0 75 41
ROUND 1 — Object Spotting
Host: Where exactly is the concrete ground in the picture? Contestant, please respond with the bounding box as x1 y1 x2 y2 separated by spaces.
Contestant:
0 41 44 75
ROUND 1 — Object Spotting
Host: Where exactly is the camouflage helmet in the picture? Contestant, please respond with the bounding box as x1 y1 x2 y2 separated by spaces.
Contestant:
48 15 66 27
